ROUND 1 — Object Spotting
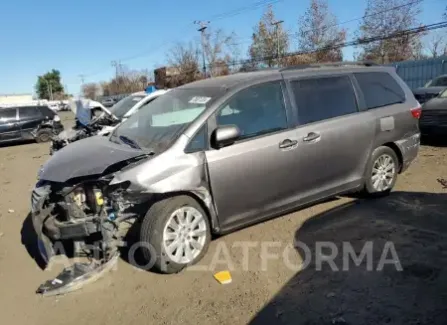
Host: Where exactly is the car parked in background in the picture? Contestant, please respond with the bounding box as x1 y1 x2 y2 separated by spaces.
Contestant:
32 62 421 296
413 74 447 104
420 88 447 138
96 89 169 135
0 105 63 144
101 98 116 108
50 90 168 153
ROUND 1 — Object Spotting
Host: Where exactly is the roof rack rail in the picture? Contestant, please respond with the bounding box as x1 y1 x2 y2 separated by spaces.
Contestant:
280 61 378 71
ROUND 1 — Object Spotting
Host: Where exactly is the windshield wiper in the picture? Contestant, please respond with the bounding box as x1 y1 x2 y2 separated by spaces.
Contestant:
119 135 142 150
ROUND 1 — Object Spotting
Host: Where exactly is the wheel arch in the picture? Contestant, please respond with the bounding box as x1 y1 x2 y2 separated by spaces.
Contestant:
382 142 404 173
151 190 220 234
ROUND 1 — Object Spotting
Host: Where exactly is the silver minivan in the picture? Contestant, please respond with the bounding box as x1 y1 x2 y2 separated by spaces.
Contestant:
32 63 420 294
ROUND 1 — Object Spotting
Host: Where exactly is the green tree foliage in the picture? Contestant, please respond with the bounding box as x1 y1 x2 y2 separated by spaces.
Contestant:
35 69 64 100
249 5 289 67
297 0 346 62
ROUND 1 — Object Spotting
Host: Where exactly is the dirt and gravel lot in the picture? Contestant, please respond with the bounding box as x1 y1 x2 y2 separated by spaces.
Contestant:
1 111 447 325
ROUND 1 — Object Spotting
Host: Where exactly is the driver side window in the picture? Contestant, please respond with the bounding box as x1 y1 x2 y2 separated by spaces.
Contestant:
216 82 288 139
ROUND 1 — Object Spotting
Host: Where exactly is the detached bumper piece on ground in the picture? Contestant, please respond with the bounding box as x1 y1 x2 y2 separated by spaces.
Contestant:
36 253 119 296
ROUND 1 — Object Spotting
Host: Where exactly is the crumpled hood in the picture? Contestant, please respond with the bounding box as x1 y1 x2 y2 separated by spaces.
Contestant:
40 136 147 183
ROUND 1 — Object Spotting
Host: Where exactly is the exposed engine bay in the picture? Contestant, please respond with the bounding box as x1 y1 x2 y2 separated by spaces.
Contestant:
50 114 119 154
32 155 151 296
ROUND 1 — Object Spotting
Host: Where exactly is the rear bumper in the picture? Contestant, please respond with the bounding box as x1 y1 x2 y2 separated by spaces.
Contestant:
395 133 420 173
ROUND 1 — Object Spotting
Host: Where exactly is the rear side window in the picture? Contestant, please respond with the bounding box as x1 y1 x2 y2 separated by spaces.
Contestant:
19 106 43 119
290 76 358 125
0 108 17 120
354 72 405 109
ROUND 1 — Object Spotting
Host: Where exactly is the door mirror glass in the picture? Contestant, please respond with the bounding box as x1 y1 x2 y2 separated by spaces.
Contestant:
212 125 240 149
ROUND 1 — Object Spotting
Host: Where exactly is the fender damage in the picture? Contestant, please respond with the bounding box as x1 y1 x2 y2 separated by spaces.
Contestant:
31 136 214 296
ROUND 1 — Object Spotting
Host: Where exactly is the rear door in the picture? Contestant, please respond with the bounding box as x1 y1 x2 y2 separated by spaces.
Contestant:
18 106 45 139
284 74 375 201
0 108 20 141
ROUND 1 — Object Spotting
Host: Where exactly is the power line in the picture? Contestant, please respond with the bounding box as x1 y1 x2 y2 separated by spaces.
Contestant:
82 0 281 78
157 20 447 77
209 0 282 21
231 0 426 46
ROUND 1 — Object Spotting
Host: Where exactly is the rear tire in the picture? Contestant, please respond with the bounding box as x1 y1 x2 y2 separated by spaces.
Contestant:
139 195 211 274
35 129 52 143
363 146 399 197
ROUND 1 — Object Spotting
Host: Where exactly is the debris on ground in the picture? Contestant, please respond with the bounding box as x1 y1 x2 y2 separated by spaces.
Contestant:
437 178 447 189
326 292 336 298
213 271 232 284
36 253 119 296
7 209 14 213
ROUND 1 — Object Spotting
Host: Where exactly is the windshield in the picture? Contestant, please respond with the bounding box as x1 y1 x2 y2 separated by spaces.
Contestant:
425 76 447 87
109 94 146 118
111 88 218 153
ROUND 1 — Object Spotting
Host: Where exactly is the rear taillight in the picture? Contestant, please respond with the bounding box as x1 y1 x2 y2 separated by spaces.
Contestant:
411 106 422 119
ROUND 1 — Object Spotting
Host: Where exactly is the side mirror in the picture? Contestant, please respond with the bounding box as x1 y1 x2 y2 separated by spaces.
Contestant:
212 125 240 149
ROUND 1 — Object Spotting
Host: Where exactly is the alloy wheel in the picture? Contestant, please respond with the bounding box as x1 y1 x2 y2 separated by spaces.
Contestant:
162 206 207 264
371 154 396 192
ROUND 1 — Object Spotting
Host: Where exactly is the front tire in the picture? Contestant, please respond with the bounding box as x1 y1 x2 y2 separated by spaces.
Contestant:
139 195 211 274
35 129 52 143
364 146 399 196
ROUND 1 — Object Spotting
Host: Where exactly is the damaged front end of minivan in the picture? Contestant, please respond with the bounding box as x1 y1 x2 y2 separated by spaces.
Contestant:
31 159 152 296
30 135 215 296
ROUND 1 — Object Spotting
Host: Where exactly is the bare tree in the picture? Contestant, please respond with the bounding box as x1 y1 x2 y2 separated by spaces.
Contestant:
82 83 99 99
165 42 201 86
427 32 447 58
357 0 423 63
100 68 151 96
249 5 289 67
202 29 238 76
297 0 346 63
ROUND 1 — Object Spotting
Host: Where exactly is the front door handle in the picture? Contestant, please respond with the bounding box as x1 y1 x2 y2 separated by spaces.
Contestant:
303 132 321 142
279 139 298 149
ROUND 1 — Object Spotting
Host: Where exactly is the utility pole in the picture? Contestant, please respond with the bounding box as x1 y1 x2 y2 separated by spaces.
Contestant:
79 74 85 85
272 20 284 67
111 60 121 78
194 20 210 78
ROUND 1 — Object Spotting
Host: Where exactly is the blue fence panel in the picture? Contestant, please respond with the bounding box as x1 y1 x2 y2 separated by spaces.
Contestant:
387 56 447 89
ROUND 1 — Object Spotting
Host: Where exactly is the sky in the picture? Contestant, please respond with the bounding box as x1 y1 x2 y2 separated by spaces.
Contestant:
0 0 445 96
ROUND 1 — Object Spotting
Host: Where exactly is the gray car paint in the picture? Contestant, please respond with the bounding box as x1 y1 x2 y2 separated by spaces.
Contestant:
37 65 420 235
39 135 147 182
